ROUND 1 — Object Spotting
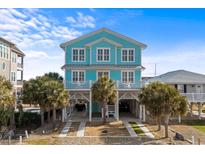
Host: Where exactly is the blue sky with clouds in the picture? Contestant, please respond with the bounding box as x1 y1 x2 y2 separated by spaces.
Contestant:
1 8 205 79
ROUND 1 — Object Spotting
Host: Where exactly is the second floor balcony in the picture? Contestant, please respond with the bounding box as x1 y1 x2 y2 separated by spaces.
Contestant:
64 80 144 91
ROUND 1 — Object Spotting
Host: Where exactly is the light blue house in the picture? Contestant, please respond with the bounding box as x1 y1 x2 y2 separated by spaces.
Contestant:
60 28 147 121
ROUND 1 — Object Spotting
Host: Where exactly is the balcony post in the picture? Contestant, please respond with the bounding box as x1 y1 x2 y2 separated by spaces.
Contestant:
139 104 142 120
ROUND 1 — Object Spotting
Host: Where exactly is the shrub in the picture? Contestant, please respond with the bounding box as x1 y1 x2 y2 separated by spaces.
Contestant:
15 112 41 129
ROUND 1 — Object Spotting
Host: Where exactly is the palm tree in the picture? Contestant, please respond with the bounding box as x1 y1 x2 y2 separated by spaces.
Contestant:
91 77 117 123
0 76 15 129
44 72 63 82
139 81 188 138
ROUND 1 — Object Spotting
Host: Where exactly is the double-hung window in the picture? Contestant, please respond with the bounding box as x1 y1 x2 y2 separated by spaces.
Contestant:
72 48 85 62
97 48 110 62
121 48 135 62
11 72 16 81
72 71 85 83
122 71 134 83
97 71 109 80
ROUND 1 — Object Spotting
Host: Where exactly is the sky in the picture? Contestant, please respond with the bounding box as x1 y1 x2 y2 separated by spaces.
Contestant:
0 8 205 80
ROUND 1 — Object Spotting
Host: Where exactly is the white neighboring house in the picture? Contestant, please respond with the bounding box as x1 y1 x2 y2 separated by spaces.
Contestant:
147 70 205 119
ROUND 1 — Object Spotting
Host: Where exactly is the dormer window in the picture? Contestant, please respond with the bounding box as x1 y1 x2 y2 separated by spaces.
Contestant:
97 48 110 62
121 48 135 62
72 48 85 62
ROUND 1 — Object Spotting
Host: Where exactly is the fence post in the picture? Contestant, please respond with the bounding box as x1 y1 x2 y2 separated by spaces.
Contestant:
25 130 29 139
19 136 22 144
198 138 201 145
192 136 195 145
8 135 11 145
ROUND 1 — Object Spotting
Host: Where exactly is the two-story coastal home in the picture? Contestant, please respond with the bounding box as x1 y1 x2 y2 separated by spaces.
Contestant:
0 37 25 106
60 28 147 122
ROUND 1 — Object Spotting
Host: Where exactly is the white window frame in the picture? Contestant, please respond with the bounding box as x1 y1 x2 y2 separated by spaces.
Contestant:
96 70 110 80
121 70 135 83
11 71 16 81
121 48 135 62
71 70 86 83
96 48 110 62
71 48 86 62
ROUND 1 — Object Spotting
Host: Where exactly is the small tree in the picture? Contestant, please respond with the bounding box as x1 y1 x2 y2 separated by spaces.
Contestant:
139 81 188 138
92 77 117 123
44 72 63 82
0 76 15 129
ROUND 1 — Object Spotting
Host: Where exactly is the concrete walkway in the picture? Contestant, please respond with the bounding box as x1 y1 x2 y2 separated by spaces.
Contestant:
136 121 155 139
77 121 86 137
59 121 72 137
123 121 138 137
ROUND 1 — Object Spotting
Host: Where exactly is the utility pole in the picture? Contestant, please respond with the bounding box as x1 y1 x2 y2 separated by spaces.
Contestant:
154 63 157 76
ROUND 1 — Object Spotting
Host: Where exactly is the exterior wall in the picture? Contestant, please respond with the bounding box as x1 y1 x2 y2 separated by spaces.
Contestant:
171 84 205 93
65 31 142 65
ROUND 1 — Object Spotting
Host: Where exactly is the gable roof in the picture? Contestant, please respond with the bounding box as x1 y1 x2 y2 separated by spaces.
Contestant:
0 37 25 56
148 70 205 84
60 28 147 50
85 37 122 47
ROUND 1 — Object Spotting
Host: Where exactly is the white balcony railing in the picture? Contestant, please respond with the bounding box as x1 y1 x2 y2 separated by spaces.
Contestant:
65 80 144 90
181 93 205 103
17 63 23 69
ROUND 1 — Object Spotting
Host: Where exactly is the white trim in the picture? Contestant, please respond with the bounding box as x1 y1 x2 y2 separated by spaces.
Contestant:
85 37 122 47
71 70 86 83
96 70 110 80
96 48 111 62
90 47 92 64
60 28 147 49
115 47 117 64
71 48 86 62
121 70 135 83
121 48 135 62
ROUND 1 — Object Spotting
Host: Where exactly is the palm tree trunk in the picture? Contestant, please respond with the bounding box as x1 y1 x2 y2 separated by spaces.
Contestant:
47 110 50 122
102 102 106 124
40 107 44 126
52 108 56 128
157 117 161 131
10 112 15 129
164 114 170 138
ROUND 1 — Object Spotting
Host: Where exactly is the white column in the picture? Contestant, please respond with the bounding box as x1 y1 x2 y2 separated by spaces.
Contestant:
198 103 202 120
89 90 92 122
115 90 119 121
178 115 181 123
139 105 142 120
143 105 146 122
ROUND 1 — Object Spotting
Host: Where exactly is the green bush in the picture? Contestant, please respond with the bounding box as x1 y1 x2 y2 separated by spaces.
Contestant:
15 112 41 129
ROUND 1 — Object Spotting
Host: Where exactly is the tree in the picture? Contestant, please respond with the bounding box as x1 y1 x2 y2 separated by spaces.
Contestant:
22 75 69 126
43 80 69 127
139 81 188 138
44 72 63 82
0 76 15 129
91 77 117 123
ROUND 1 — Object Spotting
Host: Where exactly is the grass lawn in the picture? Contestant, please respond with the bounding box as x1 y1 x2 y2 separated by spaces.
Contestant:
129 122 144 135
182 119 205 133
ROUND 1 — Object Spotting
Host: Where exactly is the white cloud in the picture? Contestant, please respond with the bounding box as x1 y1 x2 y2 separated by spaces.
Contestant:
66 12 96 28
142 44 205 77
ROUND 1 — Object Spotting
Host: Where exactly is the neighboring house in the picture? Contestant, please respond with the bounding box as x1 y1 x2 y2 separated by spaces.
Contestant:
60 28 147 122
148 70 205 119
0 37 25 105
